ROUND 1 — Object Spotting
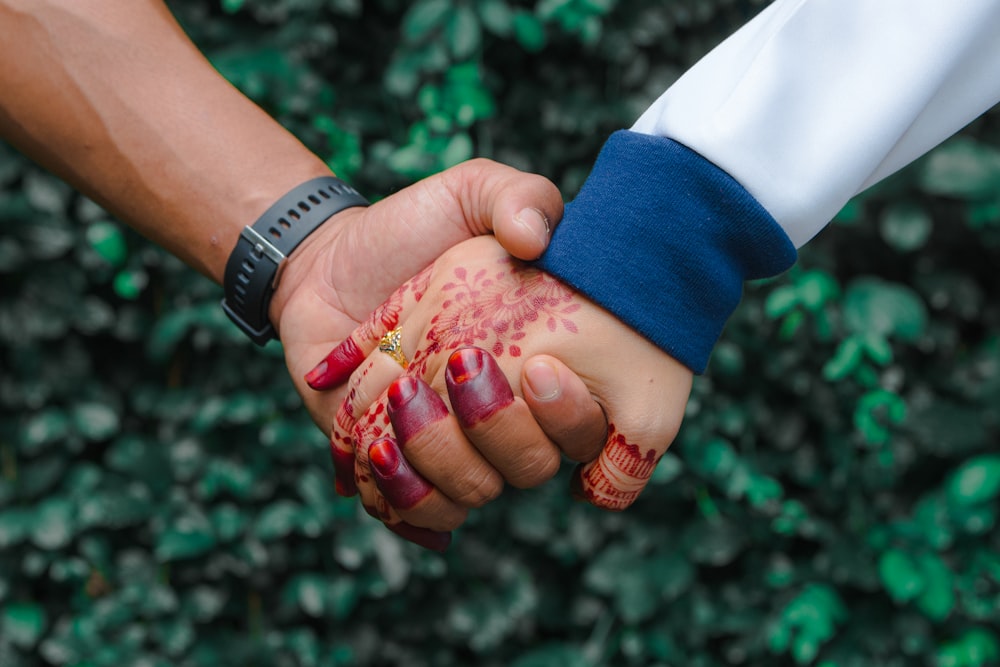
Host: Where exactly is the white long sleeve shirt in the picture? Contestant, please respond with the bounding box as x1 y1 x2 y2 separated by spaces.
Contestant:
537 0 1000 372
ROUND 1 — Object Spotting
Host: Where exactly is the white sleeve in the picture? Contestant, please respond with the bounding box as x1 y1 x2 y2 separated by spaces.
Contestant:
631 0 1000 248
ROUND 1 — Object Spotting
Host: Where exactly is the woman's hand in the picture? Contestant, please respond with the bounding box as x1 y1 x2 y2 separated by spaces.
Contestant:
308 236 693 549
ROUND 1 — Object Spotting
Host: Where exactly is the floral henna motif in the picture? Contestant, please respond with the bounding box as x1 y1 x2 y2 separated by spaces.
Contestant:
408 258 579 376
574 424 659 511
357 264 433 343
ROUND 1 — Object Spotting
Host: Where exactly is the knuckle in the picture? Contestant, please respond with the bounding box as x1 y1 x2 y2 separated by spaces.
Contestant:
508 449 561 489
452 469 503 508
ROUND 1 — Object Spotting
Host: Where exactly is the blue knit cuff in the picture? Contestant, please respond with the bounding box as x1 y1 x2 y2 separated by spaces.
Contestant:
534 130 797 373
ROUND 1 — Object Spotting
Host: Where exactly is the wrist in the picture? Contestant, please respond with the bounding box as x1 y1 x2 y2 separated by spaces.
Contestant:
267 206 365 335
220 176 369 345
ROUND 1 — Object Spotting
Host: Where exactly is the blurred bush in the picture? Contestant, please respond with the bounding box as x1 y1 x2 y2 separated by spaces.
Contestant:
1 1 999 665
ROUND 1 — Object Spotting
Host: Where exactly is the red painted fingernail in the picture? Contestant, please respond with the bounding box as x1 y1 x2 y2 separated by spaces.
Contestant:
330 441 358 497
387 377 449 444
305 338 367 390
386 522 452 552
446 347 485 384
446 347 514 428
369 437 433 510
387 376 419 410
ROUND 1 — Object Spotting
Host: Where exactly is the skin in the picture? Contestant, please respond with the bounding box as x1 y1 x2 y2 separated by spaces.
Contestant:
0 0 597 457
318 237 694 540
1 0 693 548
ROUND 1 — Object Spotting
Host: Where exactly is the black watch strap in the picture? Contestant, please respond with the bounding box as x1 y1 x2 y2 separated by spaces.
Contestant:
221 176 369 345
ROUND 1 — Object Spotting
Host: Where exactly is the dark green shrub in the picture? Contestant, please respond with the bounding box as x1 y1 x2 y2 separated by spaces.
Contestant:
1 1 998 665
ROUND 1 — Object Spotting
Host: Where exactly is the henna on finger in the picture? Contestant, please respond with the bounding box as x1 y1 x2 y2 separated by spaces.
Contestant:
570 423 659 510
369 436 434 510
362 485 452 552
369 436 470 531
387 376 504 508
304 264 432 390
445 347 561 488
445 347 515 427
386 376 450 443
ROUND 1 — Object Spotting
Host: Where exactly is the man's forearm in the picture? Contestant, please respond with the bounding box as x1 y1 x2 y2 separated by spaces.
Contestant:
0 0 331 282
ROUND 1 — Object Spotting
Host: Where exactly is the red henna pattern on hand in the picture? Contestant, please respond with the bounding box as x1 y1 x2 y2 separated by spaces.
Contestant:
572 423 659 511
408 258 579 377
305 337 367 390
357 264 433 342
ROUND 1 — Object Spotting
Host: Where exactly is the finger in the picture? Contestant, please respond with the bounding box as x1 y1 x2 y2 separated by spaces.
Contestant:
445 347 562 489
363 487 453 553
570 366 692 511
521 355 608 463
387 376 504 508
327 351 407 497
331 161 563 316
304 265 431 390
369 436 468 532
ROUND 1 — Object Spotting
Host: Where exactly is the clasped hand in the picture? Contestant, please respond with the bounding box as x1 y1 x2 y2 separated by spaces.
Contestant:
308 236 692 550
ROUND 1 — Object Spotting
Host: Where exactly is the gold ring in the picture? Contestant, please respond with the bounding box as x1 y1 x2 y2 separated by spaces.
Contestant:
377 327 408 369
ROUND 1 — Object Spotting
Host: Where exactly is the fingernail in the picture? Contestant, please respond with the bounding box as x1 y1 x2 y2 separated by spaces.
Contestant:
330 440 358 497
387 377 450 444
386 522 452 552
446 347 485 384
369 437 433 510
446 347 514 428
524 359 561 401
387 376 419 410
514 207 550 247
305 338 366 390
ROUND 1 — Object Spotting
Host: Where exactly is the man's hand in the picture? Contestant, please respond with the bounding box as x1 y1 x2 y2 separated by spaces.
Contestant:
310 236 694 548
268 159 562 436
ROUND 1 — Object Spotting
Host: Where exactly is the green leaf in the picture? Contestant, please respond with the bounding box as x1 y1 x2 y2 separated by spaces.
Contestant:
797 270 839 309
253 500 301 541
843 277 927 341
920 137 1000 200
447 6 481 59
513 10 546 51
85 221 128 267
113 269 147 300
478 0 514 36
879 548 924 603
156 524 216 562
71 402 120 442
854 389 907 445
30 498 75 550
765 285 799 318
822 336 863 381
2 602 47 649
441 132 474 168
946 454 1000 506
403 0 451 42
913 552 954 621
879 202 932 252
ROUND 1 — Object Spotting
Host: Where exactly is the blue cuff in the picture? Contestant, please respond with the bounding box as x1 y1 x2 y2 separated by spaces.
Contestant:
534 130 797 374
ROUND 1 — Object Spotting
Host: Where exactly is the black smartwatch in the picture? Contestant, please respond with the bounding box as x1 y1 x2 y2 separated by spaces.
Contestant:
221 176 369 345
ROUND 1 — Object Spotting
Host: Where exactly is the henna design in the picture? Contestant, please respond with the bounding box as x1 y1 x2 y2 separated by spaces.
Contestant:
369 437 434 510
357 264 433 343
386 377 450 444
408 258 579 376
445 347 515 428
573 423 658 511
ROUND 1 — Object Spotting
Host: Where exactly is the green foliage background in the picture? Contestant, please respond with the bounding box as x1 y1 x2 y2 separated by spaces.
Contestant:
2 1 1000 665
